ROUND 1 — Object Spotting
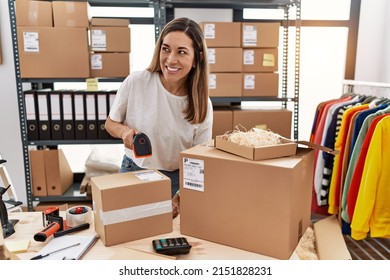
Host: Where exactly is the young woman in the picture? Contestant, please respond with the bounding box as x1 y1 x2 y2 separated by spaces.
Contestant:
105 17 213 218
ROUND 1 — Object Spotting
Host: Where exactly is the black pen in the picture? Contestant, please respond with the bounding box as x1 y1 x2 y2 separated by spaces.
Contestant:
30 242 81 260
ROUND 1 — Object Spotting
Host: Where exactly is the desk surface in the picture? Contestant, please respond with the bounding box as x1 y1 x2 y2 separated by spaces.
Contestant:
6 211 301 260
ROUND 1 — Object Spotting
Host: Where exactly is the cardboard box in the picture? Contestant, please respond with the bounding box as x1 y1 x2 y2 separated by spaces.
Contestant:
200 22 241 47
91 170 173 246
215 135 297 160
15 0 53 27
209 73 242 97
43 149 74 196
242 73 279 97
17 27 89 78
180 145 314 259
208 48 242 73
91 17 130 27
212 107 233 139
242 48 278 73
52 1 90 28
90 52 130 78
90 26 131 53
241 22 280 48
232 108 292 138
30 149 47 196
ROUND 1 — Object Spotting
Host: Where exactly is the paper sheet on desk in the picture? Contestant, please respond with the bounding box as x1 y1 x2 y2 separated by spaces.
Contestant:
36 234 98 260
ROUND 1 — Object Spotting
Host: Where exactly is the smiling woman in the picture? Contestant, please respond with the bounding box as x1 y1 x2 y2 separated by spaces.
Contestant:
104 17 214 217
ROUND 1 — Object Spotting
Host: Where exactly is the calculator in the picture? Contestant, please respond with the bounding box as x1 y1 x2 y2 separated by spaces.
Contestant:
152 237 192 255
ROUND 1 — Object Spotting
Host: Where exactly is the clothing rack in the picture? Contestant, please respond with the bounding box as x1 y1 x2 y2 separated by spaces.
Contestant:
343 79 390 98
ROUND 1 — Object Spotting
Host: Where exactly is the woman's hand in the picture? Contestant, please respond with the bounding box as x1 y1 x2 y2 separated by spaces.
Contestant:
172 192 180 219
121 128 138 150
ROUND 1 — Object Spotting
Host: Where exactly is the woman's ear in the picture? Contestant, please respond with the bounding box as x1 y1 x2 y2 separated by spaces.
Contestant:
194 51 204 67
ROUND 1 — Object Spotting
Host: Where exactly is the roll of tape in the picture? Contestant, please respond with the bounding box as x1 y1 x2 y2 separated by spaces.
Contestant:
66 205 92 227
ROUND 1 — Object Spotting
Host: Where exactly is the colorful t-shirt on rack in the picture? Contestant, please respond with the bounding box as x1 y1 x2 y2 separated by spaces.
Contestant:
351 116 390 240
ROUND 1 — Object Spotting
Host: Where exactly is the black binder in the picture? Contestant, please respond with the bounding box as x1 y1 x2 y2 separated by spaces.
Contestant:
61 90 75 140
73 91 86 140
36 89 51 140
107 90 118 139
97 91 110 139
48 90 62 140
24 90 39 141
85 91 98 140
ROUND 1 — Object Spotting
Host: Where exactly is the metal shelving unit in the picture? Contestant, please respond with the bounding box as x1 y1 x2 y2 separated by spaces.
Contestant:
8 0 301 211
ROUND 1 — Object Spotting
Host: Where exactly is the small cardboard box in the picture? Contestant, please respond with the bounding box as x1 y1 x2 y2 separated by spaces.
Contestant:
91 170 173 246
242 73 279 97
242 48 278 73
208 48 242 73
17 27 89 78
200 22 241 47
90 26 131 53
215 135 297 160
15 0 53 27
209 73 242 97
180 145 314 259
52 1 91 28
90 52 130 78
241 22 280 48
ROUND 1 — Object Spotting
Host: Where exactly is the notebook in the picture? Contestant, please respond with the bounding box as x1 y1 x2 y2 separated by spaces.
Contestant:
33 234 98 260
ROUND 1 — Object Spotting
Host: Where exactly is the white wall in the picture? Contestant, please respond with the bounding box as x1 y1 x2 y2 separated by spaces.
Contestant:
1 1 389 207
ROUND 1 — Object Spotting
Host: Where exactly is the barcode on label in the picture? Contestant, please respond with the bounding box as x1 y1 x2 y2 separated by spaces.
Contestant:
185 181 202 188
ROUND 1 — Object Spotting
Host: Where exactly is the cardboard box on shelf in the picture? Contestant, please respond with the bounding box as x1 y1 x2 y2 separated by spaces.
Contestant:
90 26 131 53
90 52 130 78
180 145 314 259
215 135 297 161
30 150 47 197
241 22 280 48
17 27 89 78
209 73 242 97
52 1 91 28
242 48 278 73
208 48 242 73
15 0 53 27
200 22 241 47
91 170 173 246
232 107 292 139
242 73 279 97
212 107 233 139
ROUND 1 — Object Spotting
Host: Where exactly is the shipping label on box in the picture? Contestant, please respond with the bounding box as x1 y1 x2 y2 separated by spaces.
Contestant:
182 157 205 192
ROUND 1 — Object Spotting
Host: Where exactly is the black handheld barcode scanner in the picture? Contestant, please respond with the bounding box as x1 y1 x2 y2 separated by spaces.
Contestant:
132 133 152 158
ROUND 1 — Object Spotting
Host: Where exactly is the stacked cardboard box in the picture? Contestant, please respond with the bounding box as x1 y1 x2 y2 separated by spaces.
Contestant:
16 1 90 78
89 17 131 78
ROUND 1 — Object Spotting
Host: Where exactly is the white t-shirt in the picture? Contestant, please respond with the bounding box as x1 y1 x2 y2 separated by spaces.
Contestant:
109 70 213 171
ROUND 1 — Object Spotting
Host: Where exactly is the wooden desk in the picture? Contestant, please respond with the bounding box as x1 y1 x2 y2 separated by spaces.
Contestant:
6 211 301 260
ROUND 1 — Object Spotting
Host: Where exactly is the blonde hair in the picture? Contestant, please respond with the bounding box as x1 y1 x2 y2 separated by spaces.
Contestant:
147 17 209 124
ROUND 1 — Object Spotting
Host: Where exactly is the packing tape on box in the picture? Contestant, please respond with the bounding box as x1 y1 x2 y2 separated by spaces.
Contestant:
66 206 92 227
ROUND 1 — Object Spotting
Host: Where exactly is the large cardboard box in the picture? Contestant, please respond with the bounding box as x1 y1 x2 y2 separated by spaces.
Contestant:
90 26 131 53
52 1 90 28
242 73 279 97
180 145 314 259
43 149 74 196
15 0 53 27
17 27 89 78
91 170 173 246
209 73 242 97
90 52 130 78
208 48 242 73
200 22 241 47
242 48 278 73
232 108 292 138
212 107 233 139
241 22 280 48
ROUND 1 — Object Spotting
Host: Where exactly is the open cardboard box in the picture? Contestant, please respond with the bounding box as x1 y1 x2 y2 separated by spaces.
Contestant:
215 134 297 160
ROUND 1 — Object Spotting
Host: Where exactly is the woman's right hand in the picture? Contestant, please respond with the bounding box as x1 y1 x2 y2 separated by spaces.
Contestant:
121 128 138 150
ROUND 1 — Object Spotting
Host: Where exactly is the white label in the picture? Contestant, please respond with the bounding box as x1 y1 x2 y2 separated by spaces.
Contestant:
243 50 255 65
91 29 107 51
23 32 39 52
25 94 36 120
91 54 103 70
183 157 205 192
74 95 84 121
86 95 95 120
62 94 73 121
37 95 48 121
50 95 61 121
207 48 216 64
209 74 217 89
204 23 216 39
97 95 107 120
134 170 165 182
243 25 257 46
244 74 256 89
